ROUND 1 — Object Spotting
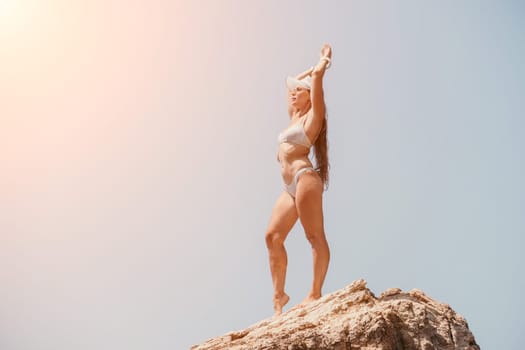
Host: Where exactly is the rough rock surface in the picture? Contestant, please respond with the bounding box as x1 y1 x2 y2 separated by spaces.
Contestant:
191 279 479 350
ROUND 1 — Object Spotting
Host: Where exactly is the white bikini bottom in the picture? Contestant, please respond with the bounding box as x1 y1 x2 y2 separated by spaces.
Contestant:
284 167 317 198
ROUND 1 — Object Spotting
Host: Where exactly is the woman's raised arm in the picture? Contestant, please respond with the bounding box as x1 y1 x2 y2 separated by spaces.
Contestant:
295 66 315 80
305 44 332 141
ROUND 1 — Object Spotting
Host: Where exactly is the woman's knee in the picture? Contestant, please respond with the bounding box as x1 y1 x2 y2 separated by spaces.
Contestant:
265 230 286 249
305 230 328 247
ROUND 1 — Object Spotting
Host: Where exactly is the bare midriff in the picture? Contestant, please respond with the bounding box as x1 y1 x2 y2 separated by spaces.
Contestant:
277 143 314 185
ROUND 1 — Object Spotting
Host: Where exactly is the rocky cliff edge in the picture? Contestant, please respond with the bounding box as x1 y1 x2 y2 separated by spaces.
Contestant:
191 279 479 350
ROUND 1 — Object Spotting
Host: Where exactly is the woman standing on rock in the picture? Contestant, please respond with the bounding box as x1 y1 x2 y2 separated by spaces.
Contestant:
265 44 332 316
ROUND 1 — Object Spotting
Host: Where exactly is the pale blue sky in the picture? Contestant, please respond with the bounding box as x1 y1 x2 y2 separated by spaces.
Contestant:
1 1 523 349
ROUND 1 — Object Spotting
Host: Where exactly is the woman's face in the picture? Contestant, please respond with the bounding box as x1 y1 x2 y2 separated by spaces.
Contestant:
288 86 311 109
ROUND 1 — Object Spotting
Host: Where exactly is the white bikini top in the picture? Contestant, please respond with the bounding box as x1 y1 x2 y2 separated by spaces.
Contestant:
277 115 312 148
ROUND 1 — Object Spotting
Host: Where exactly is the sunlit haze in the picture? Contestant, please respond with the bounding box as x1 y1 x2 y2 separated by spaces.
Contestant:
1 1 523 349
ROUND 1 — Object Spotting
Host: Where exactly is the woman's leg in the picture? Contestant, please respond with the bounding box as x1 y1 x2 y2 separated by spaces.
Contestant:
295 171 330 304
265 191 298 315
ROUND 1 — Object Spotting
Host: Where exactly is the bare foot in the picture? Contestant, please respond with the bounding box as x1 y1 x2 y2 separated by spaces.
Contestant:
286 293 322 314
299 293 321 307
273 293 290 316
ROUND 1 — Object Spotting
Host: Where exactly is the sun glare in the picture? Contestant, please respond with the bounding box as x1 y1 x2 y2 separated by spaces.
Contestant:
0 0 29 37
0 0 18 18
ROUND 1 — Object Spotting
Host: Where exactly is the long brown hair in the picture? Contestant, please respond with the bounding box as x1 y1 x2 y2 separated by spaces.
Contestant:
313 115 329 190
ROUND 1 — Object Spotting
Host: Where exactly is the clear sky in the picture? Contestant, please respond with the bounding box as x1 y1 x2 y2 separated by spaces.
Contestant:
1 1 523 349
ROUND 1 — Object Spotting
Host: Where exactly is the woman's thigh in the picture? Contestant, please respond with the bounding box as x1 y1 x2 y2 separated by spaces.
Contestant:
295 171 325 235
265 191 299 242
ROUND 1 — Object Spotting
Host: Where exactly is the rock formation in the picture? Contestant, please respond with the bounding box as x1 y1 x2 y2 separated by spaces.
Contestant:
191 279 479 350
